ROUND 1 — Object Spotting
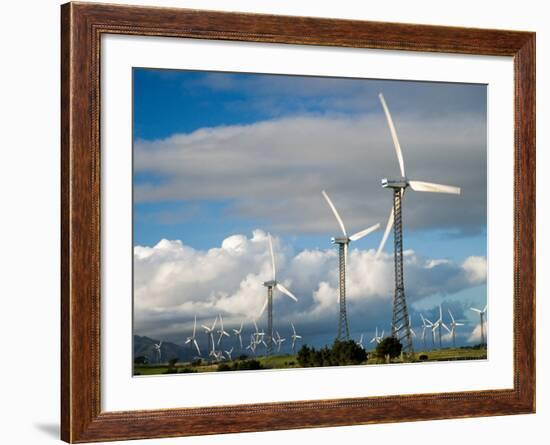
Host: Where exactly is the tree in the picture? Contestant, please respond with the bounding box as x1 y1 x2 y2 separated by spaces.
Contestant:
168 357 179 369
296 341 367 367
332 340 368 365
134 355 148 365
375 337 403 361
297 345 313 367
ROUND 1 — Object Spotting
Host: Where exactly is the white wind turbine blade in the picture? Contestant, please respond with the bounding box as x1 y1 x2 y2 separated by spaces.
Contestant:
375 206 394 258
470 307 482 313
448 308 455 323
192 315 196 337
210 316 218 331
483 304 487 313
259 297 268 317
275 283 298 302
349 223 380 241
378 93 405 178
268 233 276 281
409 180 461 195
442 323 451 334
322 190 347 236
193 339 201 356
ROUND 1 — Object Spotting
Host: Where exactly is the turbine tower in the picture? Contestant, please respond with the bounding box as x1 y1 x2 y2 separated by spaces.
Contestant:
376 92 461 355
322 190 379 341
259 233 298 355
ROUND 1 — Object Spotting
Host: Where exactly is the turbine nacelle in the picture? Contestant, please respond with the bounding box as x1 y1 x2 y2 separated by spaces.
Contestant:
381 177 409 189
331 236 349 245
263 280 277 288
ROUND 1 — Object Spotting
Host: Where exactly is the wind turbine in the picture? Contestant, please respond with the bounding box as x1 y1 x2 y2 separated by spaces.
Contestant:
224 347 234 361
153 341 162 364
470 305 487 346
370 327 384 346
448 308 465 348
290 322 302 351
211 350 223 362
432 305 449 349
232 321 244 350
201 316 218 354
274 331 286 353
252 320 264 344
185 315 201 356
216 314 230 346
420 314 433 349
259 233 298 355
356 334 365 350
246 334 257 355
376 92 461 355
321 190 380 340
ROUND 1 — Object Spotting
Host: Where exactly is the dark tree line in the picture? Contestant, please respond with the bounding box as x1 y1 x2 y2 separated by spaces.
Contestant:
296 340 367 367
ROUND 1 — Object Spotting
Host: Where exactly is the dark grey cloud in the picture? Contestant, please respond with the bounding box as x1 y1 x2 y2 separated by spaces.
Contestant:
135 111 486 236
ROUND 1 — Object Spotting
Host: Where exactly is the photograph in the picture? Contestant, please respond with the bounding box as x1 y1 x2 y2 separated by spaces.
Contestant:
132 68 488 376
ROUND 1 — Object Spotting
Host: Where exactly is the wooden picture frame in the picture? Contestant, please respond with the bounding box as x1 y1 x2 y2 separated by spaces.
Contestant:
61 2 535 442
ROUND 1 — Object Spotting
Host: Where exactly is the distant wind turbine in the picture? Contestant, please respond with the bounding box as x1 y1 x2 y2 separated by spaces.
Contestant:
185 315 201 356
290 322 302 351
356 334 365 350
201 316 218 354
232 320 244 350
274 331 286 353
153 341 162 364
370 327 384 346
447 308 465 348
420 314 433 349
432 305 449 349
224 347 234 361
216 314 230 346
260 233 298 355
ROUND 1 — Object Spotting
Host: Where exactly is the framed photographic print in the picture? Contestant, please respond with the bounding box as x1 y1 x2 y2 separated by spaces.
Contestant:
61 2 535 442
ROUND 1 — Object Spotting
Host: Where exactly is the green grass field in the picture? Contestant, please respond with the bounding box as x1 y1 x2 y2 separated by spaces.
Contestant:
134 347 486 376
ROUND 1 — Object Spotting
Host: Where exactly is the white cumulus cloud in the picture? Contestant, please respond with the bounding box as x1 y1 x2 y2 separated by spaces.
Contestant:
134 231 487 344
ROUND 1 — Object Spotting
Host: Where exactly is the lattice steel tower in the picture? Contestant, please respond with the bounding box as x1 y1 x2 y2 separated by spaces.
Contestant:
263 283 274 355
385 185 413 355
335 240 350 341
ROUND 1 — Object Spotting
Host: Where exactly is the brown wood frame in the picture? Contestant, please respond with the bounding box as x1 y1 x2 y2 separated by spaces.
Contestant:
61 1 536 442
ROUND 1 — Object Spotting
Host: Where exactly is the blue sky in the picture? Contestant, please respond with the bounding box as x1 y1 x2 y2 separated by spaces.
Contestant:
132 68 487 350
